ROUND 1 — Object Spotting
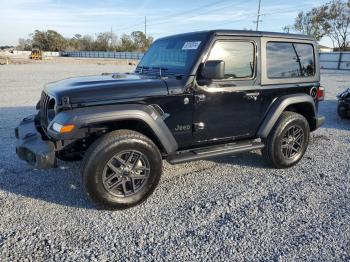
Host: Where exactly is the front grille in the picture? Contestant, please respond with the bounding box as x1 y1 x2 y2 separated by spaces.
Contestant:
40 91 50 129
39 91 56 130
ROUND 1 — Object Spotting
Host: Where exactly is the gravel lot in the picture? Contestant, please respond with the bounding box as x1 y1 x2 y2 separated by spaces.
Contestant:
0 62 349 261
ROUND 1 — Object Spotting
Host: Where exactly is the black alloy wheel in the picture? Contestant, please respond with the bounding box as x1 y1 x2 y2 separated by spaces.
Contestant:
280 125 304 160
102 150 150 197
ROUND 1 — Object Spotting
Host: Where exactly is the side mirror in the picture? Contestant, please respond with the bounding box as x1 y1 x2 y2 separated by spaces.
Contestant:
201 60 225 79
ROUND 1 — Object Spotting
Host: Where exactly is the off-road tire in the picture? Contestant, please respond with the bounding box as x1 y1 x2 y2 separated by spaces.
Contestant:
81 129 162 210
262 111 310 169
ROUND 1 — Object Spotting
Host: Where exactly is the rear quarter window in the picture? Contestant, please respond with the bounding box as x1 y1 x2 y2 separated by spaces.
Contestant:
267 42 315 79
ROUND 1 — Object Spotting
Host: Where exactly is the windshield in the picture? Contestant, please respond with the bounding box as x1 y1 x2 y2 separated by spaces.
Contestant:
136 33 208 75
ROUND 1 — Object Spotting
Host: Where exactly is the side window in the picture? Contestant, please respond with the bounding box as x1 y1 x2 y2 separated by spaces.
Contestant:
207 41 255 79
267 42 315 78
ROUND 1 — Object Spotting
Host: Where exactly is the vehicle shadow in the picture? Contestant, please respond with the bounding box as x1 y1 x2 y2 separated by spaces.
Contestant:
208 151 271 169
0 106 94 209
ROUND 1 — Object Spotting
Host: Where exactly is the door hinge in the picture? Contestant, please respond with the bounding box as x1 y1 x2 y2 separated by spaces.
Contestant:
62 96 72 109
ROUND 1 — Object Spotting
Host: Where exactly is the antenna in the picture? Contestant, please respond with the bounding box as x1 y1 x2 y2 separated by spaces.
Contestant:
144 16 147 36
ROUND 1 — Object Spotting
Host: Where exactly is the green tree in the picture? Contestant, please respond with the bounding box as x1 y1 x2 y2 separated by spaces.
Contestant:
294 6 329 41
46 30 67 51
80 35 94 51
290 1 350 50
325 0 350 50
31 30 67 51
95 31 118 51
131 31 153 52
32 30 49 50
18 29 154 52
119 34 136 51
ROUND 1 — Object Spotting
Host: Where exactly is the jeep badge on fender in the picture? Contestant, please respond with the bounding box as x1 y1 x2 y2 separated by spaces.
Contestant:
15 30 325 210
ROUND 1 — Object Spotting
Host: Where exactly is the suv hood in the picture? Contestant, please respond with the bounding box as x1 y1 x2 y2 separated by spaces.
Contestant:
44 73 168 106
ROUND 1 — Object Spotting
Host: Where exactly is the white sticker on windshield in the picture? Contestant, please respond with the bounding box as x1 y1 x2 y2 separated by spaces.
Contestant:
182 41 201 50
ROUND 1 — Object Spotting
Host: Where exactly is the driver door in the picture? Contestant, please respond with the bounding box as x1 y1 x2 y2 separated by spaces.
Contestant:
193 38 263 144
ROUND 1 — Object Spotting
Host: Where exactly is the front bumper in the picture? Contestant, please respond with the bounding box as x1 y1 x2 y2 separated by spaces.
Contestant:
15 115 56 169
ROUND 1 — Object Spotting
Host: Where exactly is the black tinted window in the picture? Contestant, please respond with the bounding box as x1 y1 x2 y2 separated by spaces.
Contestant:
267 42 315 78
208 41 254 79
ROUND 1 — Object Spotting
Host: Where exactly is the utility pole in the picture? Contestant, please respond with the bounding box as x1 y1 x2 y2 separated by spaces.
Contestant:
254 0 262 31
110 26 113 48
144 16 147 37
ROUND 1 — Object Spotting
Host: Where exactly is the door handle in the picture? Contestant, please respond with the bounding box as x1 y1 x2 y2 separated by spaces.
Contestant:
244 92 260 101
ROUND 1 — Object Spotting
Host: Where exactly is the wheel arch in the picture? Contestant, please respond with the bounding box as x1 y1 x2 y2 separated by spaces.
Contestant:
89 118 169 154
284 102 315 130
257 94 317 138
48 104 178 154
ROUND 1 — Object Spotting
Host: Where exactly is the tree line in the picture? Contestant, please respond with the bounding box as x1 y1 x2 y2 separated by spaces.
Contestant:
283 0 350 50
17 30 153 52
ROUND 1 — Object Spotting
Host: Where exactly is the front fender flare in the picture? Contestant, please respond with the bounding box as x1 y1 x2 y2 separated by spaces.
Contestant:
47 104 178 154
257 94 316 138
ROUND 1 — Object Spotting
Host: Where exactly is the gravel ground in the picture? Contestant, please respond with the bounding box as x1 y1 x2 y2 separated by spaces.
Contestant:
0 63 349 261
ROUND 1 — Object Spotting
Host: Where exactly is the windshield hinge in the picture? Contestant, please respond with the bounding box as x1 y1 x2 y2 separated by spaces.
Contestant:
62 96 72 109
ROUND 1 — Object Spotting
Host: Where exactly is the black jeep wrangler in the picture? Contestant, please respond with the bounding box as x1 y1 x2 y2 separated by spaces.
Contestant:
15 30 325 209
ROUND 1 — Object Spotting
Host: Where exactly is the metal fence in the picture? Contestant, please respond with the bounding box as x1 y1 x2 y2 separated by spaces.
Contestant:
320 52 350 70
62 51 144 60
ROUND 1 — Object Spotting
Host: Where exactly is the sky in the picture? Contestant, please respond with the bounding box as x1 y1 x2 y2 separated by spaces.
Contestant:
0 0 334 47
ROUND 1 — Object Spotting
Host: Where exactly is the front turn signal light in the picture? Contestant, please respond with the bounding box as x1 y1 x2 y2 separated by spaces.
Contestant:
52 123 75 133
60 124 75 133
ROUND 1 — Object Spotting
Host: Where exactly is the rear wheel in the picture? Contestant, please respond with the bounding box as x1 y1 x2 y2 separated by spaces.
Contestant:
263 111 310 169
81 129 162 209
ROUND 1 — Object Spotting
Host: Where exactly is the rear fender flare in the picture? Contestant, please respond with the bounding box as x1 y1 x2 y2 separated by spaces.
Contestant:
257 94 316 138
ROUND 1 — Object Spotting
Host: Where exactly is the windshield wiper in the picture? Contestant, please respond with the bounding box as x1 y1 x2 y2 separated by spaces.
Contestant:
136 65 150 74
150 67 169 78
136 66 182 79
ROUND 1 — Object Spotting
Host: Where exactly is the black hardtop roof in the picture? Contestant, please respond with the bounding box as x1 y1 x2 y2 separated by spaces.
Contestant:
158 30 315 41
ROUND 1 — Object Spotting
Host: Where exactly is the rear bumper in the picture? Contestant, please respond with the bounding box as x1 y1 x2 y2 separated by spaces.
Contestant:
314 115 325 130
15 115 56 169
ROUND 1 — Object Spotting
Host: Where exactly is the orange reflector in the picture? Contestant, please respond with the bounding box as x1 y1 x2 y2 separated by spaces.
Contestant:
60 124 75 133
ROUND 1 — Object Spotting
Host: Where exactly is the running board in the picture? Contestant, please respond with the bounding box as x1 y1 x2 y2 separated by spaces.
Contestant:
166 140 264 165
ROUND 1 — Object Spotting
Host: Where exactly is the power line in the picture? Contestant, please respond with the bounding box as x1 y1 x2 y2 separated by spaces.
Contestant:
195 3 318 32
148 0 249 28
260 4 315 16
116 21 145 32
198 13 257 30
149 0 234 23
113 2 320 37
116 0 244 33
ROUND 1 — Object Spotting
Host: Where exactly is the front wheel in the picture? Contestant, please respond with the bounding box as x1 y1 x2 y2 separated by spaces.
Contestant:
263 111 310 169
81 129 162 210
